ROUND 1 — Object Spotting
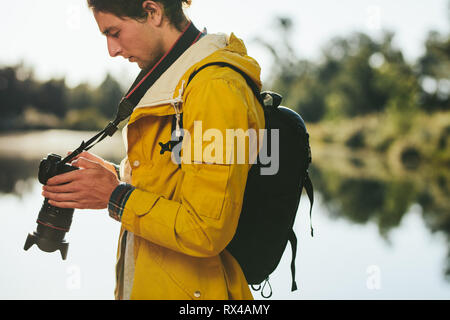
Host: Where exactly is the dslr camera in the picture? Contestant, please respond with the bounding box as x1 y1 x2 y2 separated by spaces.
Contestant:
24 154 78 260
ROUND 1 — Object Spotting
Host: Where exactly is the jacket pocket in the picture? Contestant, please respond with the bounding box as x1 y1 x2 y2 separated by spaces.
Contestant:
182 164 231 220
127 189 160 217
159 249 229 300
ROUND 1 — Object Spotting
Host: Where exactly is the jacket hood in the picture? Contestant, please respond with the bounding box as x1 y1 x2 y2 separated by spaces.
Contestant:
133 32 262 112
197 33 262 90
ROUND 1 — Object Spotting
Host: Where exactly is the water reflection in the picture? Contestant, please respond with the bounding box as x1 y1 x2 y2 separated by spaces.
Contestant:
308 146 450 281
0 157 39 195
1 151 449 269
0 132 124 299
0 130 449 298
0 154 124 196
0 129 125 196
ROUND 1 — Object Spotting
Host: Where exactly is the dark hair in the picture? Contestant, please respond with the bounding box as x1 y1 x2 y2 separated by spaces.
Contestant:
87 0 191 30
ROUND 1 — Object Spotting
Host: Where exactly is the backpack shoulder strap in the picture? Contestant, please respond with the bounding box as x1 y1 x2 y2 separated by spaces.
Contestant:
186 62 265 106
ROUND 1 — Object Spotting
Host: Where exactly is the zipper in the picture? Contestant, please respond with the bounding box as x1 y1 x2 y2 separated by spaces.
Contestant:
131 80 185 138
172 80 186 138
171 98 182 138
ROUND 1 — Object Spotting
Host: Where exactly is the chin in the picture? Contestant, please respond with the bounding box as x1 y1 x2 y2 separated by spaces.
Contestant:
137 61 149 70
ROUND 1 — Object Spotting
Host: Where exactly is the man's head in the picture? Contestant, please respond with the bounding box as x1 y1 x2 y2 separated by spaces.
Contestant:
87 0 191 69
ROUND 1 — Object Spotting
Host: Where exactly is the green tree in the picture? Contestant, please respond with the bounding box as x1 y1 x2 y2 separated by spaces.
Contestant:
67 83 96 111
94 73 124 119
258 17 425 121
417 31 450 111
0 65 33 118
33 78 68 117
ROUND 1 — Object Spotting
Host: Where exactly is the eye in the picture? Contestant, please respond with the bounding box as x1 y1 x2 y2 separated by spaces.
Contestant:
111 31 120 38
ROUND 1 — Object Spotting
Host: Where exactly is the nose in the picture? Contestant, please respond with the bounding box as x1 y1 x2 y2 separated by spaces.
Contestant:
107 37 122 57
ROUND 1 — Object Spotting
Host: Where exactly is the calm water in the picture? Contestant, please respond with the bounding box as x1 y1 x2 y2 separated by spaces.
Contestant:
0 130 449 299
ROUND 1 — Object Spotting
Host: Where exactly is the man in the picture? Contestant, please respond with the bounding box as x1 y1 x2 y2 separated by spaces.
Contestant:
42 0 265 300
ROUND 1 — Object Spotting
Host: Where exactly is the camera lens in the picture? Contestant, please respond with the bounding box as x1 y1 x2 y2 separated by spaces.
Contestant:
24 199 74 260
24 154 78 260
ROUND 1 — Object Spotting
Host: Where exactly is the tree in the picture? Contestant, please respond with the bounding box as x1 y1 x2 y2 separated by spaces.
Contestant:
33 78 68 117
67 83 95 111
0 65 33 118
417 31 450 111
257 17 425 121
94 73 124 119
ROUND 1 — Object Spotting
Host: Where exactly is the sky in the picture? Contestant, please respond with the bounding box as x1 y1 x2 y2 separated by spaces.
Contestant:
0 0 448 89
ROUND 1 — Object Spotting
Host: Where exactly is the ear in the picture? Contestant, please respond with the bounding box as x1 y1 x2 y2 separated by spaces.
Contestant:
142 1 164 26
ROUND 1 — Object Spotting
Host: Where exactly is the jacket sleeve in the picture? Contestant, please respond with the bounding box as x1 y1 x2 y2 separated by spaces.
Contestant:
114 77 264 257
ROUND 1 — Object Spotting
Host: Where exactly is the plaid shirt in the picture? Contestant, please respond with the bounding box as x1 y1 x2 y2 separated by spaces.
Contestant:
108 183 135 222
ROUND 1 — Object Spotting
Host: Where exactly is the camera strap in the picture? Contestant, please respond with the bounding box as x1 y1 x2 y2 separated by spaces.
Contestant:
60 21 203 165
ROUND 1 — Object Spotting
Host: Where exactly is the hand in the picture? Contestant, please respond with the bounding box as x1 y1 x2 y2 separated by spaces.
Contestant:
68 151 119 178
42 157 120 210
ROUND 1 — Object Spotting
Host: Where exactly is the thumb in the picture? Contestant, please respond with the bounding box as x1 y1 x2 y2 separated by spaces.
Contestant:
69 151 102 163
71 157 100 170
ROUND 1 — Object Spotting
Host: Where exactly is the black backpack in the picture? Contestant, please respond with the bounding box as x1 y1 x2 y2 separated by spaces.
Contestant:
160 62 314 299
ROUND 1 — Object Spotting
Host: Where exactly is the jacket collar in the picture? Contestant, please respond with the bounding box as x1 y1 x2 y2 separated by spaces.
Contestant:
132 33 228 112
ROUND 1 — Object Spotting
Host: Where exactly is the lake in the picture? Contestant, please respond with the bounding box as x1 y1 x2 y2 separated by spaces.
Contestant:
0 130 449 299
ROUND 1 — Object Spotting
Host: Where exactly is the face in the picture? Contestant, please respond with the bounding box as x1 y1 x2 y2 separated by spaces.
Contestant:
94 10 165 70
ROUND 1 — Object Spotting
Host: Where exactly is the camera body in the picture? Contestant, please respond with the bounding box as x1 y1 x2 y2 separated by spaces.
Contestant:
24 154 78 260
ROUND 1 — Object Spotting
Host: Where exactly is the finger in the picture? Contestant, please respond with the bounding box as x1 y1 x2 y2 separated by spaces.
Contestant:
82 152 105 164
46 170 81 186
48 199 84 209
78 151 98 160
43 182 80 193
43 191 81 202
71 157 101 169
68 151 90 161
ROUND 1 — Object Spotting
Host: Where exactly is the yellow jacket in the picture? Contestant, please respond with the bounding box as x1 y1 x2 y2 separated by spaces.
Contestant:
115 33 265 300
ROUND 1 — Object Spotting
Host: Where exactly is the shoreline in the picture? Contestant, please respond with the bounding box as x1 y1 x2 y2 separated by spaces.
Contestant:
0 129 126 162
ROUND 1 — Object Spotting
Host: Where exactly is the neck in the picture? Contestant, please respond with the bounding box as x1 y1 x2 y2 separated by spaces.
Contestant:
122 20 201 106
161 19 191 52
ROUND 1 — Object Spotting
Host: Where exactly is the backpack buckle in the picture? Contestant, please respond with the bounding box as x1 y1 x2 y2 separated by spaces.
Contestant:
261 91 283 108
